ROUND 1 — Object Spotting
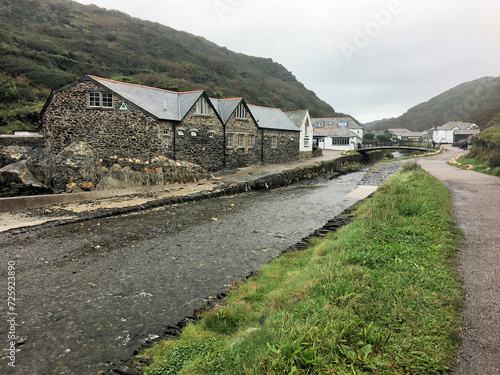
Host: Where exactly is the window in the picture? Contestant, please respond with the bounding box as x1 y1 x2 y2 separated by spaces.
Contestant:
161 129 170 137
235 103 247 119
89 92 113 108
177 130 185 136
304 138 310 147
227 133 234 148
331 137 350 145
190 131 198 137
314 122 324 128
248 134 255 148
237 134 244 148
195 97 211 116
102 93 113 108
338 122 348 127
271 136 277 148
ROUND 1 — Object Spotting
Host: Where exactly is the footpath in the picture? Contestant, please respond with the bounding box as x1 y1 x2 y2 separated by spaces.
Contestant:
417 147 500 375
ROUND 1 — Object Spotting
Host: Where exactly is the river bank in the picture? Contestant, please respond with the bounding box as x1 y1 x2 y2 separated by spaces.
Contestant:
0 152 398 375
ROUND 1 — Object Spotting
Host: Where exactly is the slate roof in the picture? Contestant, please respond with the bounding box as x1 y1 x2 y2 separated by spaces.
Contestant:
87 76 207 121
438 121 477 130
285 110 309 128
210 98 239 124
311 116 362 129
313 127 361 139
247 105 300 132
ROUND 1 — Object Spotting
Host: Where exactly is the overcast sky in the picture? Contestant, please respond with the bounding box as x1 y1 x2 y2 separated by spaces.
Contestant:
74 0 500 123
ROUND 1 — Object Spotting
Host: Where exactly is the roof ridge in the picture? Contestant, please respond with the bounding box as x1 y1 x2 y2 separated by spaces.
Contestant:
210 97 243 101
247 104 282 111
87 75 204 95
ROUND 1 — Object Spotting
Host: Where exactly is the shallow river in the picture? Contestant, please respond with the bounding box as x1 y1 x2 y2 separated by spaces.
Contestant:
1 168 383 374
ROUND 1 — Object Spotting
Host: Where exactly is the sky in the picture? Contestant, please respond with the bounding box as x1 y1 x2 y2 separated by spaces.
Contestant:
74 0 500 123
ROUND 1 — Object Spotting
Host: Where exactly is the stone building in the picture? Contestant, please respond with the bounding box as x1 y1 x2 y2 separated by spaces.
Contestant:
248 104 300 164
210 97 262 170
41 75 225 172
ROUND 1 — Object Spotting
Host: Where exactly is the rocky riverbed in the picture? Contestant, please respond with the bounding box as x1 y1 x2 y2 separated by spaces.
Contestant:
0 161 404 375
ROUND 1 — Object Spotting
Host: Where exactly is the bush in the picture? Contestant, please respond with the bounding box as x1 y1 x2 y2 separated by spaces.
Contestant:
488 150 500 168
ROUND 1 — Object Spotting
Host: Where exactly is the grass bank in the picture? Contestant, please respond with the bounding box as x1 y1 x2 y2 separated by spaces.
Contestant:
139 163 463 374
449 127 500 177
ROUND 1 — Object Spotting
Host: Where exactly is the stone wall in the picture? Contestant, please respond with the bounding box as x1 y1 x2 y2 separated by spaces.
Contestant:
262 129 300 164
0 135 44 168
224 113 262 170
42 81 174 161
173 107 225 172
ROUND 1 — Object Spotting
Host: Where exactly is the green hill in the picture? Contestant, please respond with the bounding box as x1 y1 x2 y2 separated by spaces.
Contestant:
372 76 500 131
0 0 338 133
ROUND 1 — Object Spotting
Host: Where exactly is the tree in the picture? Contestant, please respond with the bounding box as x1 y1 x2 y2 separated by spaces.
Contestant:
362 133 375 142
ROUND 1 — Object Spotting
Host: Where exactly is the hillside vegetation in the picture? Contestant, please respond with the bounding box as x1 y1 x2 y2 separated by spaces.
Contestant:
0 0 337 133
372 76 500 131
453 126 500 177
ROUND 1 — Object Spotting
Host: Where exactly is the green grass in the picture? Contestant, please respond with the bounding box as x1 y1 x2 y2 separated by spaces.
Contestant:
140 163 463 374
449 152 500 177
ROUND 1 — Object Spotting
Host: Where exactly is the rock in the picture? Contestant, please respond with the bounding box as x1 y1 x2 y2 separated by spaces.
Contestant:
0 160 52 197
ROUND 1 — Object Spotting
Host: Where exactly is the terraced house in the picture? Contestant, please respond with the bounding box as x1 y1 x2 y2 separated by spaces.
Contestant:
41 76 305 175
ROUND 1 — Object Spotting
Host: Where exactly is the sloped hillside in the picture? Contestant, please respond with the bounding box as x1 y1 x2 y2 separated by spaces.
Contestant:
372 76 500 131
0 0 337 133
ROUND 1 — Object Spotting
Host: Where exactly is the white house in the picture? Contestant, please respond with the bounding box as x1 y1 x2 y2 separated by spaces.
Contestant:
311 117 363 150
432 121 479 144
285 110 314 156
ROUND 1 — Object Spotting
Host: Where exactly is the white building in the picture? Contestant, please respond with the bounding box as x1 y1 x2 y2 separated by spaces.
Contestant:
432 121 479 144
285 110 314 156
311 117 363 150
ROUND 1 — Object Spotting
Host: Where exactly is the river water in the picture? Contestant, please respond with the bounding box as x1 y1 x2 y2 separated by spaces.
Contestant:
0 167 392 374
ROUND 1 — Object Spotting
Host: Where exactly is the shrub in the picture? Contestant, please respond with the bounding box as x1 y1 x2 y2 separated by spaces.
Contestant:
488 150 500 168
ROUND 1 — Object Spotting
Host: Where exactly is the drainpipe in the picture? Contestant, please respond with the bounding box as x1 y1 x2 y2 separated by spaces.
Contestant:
173 122 177 161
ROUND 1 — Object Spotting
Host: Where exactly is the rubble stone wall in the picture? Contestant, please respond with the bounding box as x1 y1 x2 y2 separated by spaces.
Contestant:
262 129 300 164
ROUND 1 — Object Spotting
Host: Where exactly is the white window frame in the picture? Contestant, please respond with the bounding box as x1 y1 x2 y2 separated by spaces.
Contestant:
195 97 211 116
237 134 244 148
226 133 234 148
271 136 278 149
314 122 324 128
89 92 113 108
235 103 247 120
248 134 255 148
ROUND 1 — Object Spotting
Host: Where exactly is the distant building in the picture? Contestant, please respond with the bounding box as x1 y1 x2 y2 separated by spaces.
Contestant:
432 121 479 144
285 110 314 156
311 117 363 150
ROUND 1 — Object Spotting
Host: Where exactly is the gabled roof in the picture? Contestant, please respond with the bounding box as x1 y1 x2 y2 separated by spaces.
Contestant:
43 75 219 123
438 121 477 130
285 110 310 128
209 97 258 126
209 98 241 124
88 76 205 121
313 127 361 139
311 116 362 129
247 105 300 132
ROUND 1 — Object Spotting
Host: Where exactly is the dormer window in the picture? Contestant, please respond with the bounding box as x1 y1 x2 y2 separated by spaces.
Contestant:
235 103 247 119
195 97 211 116
89 92 113 108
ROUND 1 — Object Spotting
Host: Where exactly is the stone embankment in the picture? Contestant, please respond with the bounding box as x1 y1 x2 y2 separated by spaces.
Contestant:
2 152 385 237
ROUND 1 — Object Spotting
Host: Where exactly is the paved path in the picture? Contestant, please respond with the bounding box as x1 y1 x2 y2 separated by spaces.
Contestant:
417 148 500 374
